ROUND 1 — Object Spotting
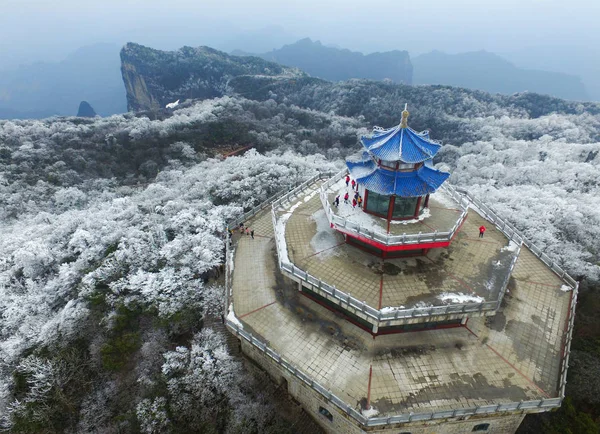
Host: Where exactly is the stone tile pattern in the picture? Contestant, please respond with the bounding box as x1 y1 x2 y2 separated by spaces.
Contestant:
468 247 571 395
231 184 571 418
232 208 277 317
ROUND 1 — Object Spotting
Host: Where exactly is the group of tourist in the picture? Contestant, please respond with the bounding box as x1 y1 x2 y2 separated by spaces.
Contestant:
334 175 363 210
238 222 254 239
227 224 255 241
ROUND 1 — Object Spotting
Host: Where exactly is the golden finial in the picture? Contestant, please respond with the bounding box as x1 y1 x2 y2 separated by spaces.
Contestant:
400 103 409 128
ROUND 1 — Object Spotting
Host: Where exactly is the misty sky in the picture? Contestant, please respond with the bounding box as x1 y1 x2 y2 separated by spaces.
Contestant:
2 0 599 68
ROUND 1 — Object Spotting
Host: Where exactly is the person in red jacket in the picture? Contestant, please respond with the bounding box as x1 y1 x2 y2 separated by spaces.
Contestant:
351 179 356 190
344 192 349 203
345 175 350 186
352 198 357 209
479 225 486 238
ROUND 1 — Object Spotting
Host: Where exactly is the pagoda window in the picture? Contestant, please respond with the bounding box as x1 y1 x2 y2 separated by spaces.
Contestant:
365 191 390 217
397 163 414 171
392 197 419 219
380 160 397 170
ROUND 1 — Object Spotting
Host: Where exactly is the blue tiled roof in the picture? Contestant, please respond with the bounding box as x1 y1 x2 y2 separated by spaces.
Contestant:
360 125 441 163
347 158 449 197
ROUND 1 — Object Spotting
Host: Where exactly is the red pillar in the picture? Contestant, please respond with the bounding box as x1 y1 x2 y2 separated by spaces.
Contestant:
413 196 422 219
387 196 395 233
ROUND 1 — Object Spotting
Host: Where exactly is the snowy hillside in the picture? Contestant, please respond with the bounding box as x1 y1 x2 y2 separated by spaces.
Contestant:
0 94 599 432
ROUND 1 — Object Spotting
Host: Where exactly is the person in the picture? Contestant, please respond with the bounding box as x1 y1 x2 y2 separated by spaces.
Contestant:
351 179 356 190
352 198 357 209
334 195 340 207
250 229 254 239
246 227 250 236
344 192 349 203
239 222 244 232
345 175 350 186
357 196 363 208
479 225 486 238
354 191 359 200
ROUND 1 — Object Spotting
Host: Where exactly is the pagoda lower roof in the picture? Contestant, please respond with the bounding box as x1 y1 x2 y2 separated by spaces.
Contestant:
347 157 450 197
361 124 441 163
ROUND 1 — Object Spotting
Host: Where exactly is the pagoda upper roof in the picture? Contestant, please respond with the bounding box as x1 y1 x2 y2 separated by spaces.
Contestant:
347 155 449 197
360 109 441 163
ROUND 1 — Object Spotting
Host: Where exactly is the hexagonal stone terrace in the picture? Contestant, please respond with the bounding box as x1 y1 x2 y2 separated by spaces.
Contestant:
228 188 575 423
274 179 520 329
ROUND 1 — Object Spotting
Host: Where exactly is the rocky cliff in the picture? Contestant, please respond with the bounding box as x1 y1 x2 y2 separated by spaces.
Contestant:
120 43 305 112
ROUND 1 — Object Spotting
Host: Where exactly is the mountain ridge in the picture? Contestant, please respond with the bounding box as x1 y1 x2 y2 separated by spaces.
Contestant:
120 42 305 112
232 37 413 84
413 49 589 101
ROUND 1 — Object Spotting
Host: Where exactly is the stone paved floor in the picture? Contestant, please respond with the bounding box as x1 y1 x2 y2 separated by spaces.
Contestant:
468 247 571 394
232 208 277 317
231 182 572 417
283 186 516 309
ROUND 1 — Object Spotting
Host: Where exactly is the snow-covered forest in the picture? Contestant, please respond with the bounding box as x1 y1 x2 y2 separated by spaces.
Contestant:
1 92 599 432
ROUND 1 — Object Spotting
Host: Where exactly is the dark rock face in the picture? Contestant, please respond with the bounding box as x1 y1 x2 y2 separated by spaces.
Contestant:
235 38 413 84
120 43 304 112
77 101 97 117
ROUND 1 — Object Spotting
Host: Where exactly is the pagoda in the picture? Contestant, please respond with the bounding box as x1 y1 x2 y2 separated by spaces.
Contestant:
349 105 449 225
323 105 465 258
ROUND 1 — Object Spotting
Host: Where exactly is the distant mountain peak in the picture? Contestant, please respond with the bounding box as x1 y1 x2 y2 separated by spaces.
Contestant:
77 101 96 117
412 50 588 101
236 38 413 84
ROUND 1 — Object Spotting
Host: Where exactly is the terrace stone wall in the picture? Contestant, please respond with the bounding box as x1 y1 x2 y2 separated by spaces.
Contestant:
240 337 528 434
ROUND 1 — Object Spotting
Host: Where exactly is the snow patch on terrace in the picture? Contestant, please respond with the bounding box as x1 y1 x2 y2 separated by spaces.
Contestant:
303 188 319 203
430 189 462 209
438 292 485 304
275 205 298 264
227 304 243 329
275 188 319 263
380 306 405 313
227 248 235 272
390 207 431 225
560 285 573 292
361 406 379 418
310 209 340 258
501 241 520 252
